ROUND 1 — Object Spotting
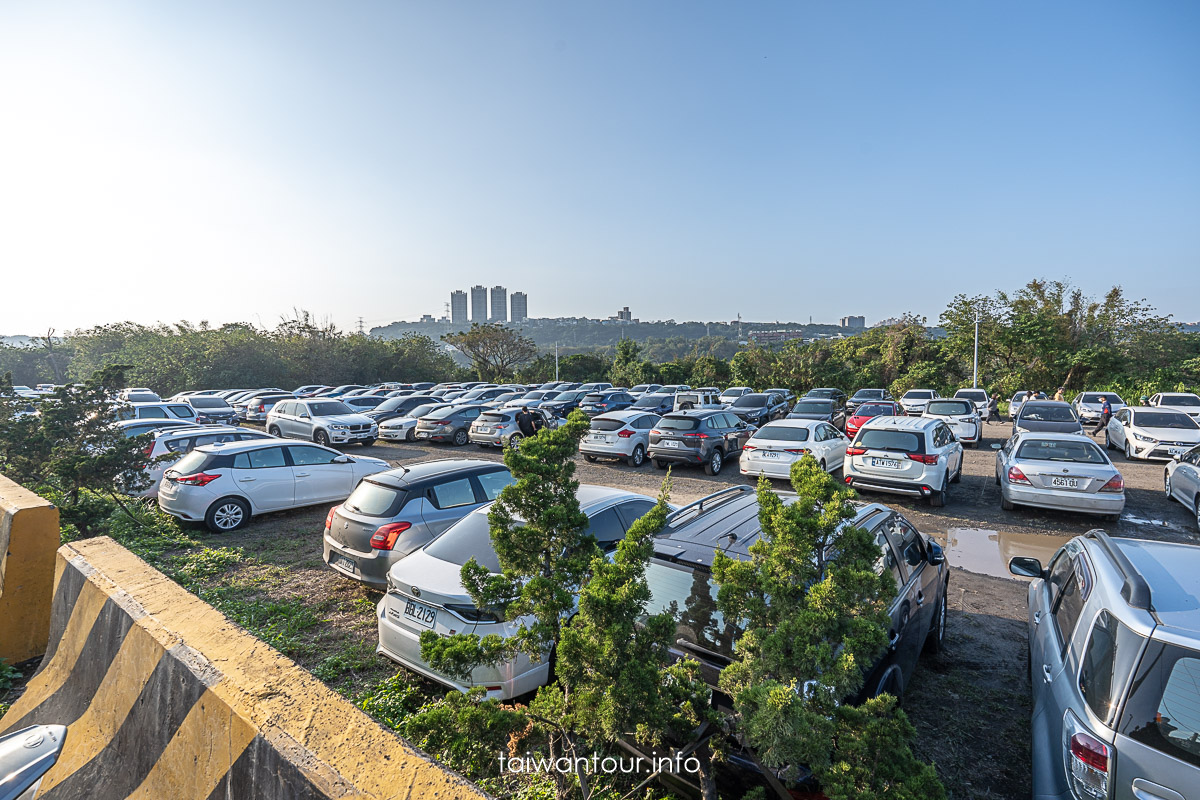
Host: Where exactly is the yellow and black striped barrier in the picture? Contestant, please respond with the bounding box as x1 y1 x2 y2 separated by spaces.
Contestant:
0 536 488 800
0 474 59 664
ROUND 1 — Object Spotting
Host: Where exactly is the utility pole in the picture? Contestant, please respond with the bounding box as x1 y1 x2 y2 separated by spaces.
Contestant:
972 310 981 388
555 342 559 382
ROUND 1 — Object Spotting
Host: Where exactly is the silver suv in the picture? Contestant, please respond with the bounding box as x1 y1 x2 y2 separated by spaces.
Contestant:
843 416 964 507
1010 530 1200 800
266 398 378 447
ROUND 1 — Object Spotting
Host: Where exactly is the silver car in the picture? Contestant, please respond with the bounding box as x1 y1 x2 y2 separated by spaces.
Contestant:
579 410 661 467
953 388 990 420
1071 391 1126 424
1164 443 1200 530
843 415 963 507
324 460 514 588
266 398 378 447
468 408 559 449
996 432 1124 518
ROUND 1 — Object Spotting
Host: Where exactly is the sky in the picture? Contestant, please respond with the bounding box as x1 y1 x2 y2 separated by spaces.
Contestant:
1 0 1198 334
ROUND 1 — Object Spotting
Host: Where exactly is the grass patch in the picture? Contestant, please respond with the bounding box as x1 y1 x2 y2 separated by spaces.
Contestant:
199 587 323 658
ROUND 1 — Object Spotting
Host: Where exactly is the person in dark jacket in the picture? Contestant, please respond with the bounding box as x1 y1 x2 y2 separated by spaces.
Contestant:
1092 396 1112 435
988 393 1001 424
515 406 537 438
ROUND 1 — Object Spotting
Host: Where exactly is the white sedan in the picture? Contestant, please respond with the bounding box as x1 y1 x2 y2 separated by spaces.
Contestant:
1105 407 1200 461
740 419 848 479
923 398 982 447
1149 392 1200 420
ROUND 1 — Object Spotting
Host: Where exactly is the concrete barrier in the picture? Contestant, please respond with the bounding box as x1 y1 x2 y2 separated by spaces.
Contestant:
0 474 59 663
0 536 488 799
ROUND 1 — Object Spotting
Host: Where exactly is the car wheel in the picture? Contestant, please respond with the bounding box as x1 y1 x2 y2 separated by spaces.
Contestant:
1000 494 1015 511
583 453 597 462
819 458 827 473
1104 431 1113 450
627 444 645 468
453 428 469 446
268 425 281 437
405 427 416 442
923 590 947 655
1125 442 1134 461
704 449 724 476
872 665 903 702
314 429 331 447
508 433 523 451
205 497 249 533
928 475 947 507
951 462 962 483
1165 471 1173 500
1195 497 1200 532
360 438 375 447
653 458 668 470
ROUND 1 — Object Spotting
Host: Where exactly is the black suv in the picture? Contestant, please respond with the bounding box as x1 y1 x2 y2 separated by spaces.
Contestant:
847 388 893 415
578 389 635 417
805 387 848 409
727 392 789 427
647 410 753 475
787 398 847 430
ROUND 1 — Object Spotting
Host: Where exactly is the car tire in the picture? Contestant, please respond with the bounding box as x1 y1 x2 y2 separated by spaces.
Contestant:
1000 494 1015 511
928 475 947 507
1125 442 1134 461
205 497 249 533
704 449 724 476
1104 431 1113 450
268 425 281 437
508 433 523 451
653 458 668 470
360 438 375 447
405 427 416 442
951 462 962 484
627 444 645 468
1165 471 1173 500
314 430 331 447
1194 497 1200 533
872 665 903 702
923 590 947 655
819 458 827 473
583 454 598 463
453 428 469 446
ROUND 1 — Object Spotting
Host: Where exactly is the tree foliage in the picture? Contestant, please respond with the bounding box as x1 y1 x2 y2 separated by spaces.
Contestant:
445 324 539 382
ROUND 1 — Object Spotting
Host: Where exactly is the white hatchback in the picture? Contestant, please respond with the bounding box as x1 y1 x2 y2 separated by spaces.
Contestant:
740 419 847 479
843 416 964 507
158 439 389 531
133 425 275 498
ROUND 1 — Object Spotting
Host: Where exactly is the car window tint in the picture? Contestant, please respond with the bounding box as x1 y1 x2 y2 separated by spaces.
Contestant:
431 478 477 509
288 446 337 466
584 508 625 546
169 406 195 418
195 433 237 448
871 524 906 586
1052 561 1088 651
615 499 655 530
165 437 195 453
1079 610 1124 723
477 470 515 501
247 447 286 469
1119 642 1200 768
141 407 168 419
1045 549 1073 608
644 561 739 658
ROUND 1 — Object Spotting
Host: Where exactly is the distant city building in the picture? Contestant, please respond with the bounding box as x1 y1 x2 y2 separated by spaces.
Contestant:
839 315 866 328
490 285 508 322
419 314 436 324
749 329 809 345
470 285 488 323
450 291 468 325
510 291 528 323
609 306 638 323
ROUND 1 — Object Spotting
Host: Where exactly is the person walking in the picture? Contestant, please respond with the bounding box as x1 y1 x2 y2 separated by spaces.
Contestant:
988 393 1001 424
515 406 537 439
1054 387 1065 402
1092 395 1112 436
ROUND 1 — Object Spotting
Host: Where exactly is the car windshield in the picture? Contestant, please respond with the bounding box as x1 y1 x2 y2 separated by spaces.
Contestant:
425 511 503 572
1162 395 1200 407
634 394 668 408
853 390 884 400
1016 439 1108 464
858 429 922 453
657 416 700 431
955 390 987 401
733 395 767 408
308 401 353 416
343 481 407 517
1020 404 1078 422
754 424 810 442
1082 393 1123 404
1134 411 1199 430
903 391 933 400
375 397 412 412
807 389 836 398
927 400 973 416
854 404 893 417
792 401 832 413
189 397 230 409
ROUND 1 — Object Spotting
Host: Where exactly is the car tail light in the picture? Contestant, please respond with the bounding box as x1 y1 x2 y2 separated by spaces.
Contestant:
174 472 220 486
142 442 155 457
253 402 264 412
617 429 634 438
325 505 340 530
907 453 939 464
1007 466 1031 485
785 448 809 455
1099 474 1124 493
432 420 451 425
846 446 867 456
1068 731 1109 799
844 475 854 483
370 522 412 550
683 433 709 440
650 430 660 435
743 444 757 452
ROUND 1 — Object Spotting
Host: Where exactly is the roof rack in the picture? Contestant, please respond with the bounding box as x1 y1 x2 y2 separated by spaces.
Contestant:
1084 529 1153 610
664 485 754 527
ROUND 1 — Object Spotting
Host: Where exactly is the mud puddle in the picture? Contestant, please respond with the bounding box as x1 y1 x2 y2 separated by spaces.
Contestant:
930 527 1072 580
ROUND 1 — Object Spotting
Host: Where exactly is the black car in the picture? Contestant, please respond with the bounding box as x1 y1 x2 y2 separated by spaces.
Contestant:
578 390 635 417
847 388 893 414
805 387 848 414
647 410 754 475
184 395 238 425
787 398 847 430
630 392 675 416
363 394 438 424
540 390 589 417
728 392 789 427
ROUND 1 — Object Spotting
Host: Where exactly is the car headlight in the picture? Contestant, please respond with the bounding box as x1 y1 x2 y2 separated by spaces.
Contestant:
330 423 349 430
1015 426 1029 434
1132 432 1156 443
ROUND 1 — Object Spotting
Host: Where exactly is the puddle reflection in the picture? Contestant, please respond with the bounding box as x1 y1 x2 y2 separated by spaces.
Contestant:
931 528 1072 581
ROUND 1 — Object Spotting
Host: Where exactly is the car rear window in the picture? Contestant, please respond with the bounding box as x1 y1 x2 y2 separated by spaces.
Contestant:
591 418 627 432
1020 404 1078 422
657 416 700 431
1133 411 1198 430
167 450 233 475
643 561 738 658
733 395 767 408
1016 439 1107 463
1120 641 1200 767
1163 395 1200 407
583 393 605 403
926 400 973 416
189 397 230 409
955 390 987 401
857 429 923 453
634 394 668 408
791 401 832 413
343 481 408 517
754 424 810 442
479 412 510 423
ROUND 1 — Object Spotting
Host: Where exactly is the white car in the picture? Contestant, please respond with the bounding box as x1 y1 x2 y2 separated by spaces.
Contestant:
953 388 990 420
377 486 661 700
1165 444 1200 530
1149 392 1200 420
579 410 661 467
922 398 982 447
115 402 200 423
1105 407 1200 461
1070 391 1125 424
843 416 964 507
899 389 939 416
132 425 275 498
158 439 389 531
266 398 378 447
379 402 453 442
740 419 847 478
1009 391 1047 421
120 387 161 403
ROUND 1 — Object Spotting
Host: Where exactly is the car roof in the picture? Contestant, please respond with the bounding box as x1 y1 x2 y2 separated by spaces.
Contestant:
594 409 649 421
367 459 507 488
757 418 822 429
1022 400 1072 409
153 424 244 438
1011 430 1100 443
664 409 724 419
115 418 197 429
194 438 294 455
859 415 937 431
1113 538 1200 635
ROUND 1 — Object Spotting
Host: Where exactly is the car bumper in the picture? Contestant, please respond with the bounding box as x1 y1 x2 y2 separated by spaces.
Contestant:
157 485 220 522
579 439 637 458
326 428 377 443
469 431 509 447
379 426 413 441
323 532 393 589
740 456 800 479
843 462 939 497
648 446 705 465
1129 441 1195 460
1001 484 1125 515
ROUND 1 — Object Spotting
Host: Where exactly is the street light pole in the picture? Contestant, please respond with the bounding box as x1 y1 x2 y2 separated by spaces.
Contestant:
972 311 981 388
555 342 559 382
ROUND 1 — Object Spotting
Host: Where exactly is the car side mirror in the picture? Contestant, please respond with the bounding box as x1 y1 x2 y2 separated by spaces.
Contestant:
736 422 747 429
1173 453 1183 462
1008 556 1045 579
927 541 945 565
300 413 310 419
332 455 353 464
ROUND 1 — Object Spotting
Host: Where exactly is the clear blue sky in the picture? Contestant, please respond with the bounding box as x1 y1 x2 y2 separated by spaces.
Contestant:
1 0 1197 333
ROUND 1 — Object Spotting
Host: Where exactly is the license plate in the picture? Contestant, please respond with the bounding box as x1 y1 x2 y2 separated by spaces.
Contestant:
661 440 680 448
332 555 356 574
871 458 901 469
403 599 437 628
588 433 604 442
1050 477 1081 489
478 427 491 434
416 431 430 439
1168 447 1187 456
761 451 780 459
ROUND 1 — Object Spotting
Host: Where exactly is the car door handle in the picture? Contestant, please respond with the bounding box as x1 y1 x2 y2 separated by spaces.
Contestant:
915 591 925 606
888 630 900 650
1132 778 1186 800
238 478 256 482
1042 664 1053 684
295 472 310 477
1033 610 1042 625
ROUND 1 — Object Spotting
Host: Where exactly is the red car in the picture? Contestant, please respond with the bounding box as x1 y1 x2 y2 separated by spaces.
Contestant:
845 400 903 438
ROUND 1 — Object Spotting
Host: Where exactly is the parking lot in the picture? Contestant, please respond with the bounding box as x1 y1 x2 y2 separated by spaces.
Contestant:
211 417 1195 800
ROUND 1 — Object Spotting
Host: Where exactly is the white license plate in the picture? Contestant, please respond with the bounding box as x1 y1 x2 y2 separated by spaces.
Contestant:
588 433 604 442
871 458 901 469
416 431 430 439
403 598 437 628
332 555 356 574
661 440 680 448
1168 447 1187 456
477 427 491 434
761 451 780 459
1050 477 1081 489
